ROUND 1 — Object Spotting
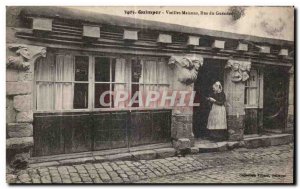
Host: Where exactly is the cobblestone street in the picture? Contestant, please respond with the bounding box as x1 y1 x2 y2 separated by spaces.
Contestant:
139 158 293 183
7 144 294 184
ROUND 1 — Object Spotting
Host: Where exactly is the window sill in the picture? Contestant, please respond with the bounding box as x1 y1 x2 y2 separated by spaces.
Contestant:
34 107 173 114
245 106 260 109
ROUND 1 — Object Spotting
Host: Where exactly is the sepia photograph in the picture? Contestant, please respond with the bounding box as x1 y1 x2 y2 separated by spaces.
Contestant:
5 6 295 184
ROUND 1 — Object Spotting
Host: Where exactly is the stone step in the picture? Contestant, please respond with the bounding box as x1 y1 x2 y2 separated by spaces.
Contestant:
243 134 293 148
194 134 293 153
28 134 293 168
29 147 176 168
29 142 172 164
195 141 240 153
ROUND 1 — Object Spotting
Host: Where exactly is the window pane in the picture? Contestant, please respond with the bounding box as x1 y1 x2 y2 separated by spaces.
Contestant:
248 88 258 105
55 83 73 110
95 57 110 82
143 84 158 108
36 82 54 110
73 83 88 109
56 54 73 81
113 84 130 108
131 84 140 107
157 61 169 84
115 58 131 84
245 69 259 106
143 60 157 84
35 54 55 81
75 56 89 81
249 70 258 87
95 83 111 108
131 59 142 83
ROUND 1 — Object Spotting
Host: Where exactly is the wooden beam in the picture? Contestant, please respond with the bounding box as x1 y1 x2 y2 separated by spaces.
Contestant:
32 18 52 32
83 25 100 38
15 29 294 65
279 49 289 56
259 46 270 54
212 40 225 49
13 34 294 67
237 42 248 51
157 34 172 44
123 30 138 40
187 36 200 46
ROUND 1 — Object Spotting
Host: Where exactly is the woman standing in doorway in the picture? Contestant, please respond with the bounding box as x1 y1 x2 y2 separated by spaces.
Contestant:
206 81 227 141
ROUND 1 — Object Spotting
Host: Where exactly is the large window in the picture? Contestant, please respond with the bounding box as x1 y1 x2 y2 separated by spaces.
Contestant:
34 52 170 111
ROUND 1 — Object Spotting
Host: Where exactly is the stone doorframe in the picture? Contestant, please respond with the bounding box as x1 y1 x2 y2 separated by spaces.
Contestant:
166 56 253 151
224 59 251 141
167 54 204 151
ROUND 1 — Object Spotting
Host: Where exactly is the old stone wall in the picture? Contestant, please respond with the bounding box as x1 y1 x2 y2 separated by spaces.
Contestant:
6 43 46 168
6 67 34 168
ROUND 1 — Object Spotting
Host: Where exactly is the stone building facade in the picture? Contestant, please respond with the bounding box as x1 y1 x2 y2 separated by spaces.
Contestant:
6 7 294 167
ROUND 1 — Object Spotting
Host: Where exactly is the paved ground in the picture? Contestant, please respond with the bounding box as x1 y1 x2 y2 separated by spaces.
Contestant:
138 158 293 183
7 144 294 184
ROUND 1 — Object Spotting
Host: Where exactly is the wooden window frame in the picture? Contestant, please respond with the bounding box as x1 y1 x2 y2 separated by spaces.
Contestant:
245 67 263 109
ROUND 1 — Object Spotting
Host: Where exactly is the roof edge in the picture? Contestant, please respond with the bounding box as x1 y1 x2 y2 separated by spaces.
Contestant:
16 6 294 47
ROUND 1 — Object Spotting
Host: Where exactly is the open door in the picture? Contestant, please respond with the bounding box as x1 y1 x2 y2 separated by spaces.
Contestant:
193 58 225 138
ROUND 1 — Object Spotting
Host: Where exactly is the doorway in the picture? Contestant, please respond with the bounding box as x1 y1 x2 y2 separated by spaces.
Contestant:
193 58 225 138
263 66 289 133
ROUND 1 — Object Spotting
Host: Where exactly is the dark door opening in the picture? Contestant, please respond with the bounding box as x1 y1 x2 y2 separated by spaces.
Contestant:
193 58 225 138
263 66 289 133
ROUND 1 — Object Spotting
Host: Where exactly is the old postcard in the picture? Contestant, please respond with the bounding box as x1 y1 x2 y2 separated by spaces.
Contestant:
6 6 295 184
